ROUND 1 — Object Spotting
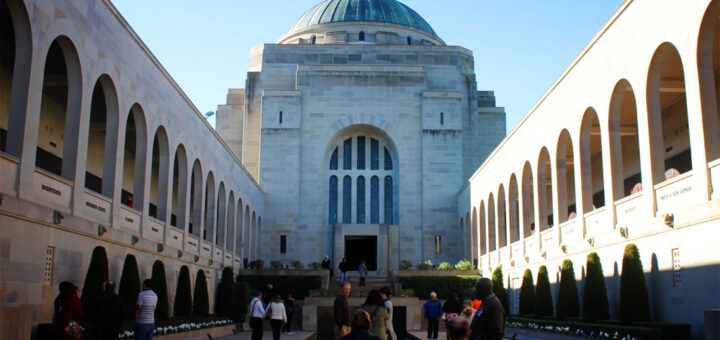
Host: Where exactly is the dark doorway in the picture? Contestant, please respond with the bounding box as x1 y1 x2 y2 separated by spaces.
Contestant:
345 236 377 271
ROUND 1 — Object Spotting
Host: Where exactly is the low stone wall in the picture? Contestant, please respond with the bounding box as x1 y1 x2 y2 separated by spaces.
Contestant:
391 269 480 277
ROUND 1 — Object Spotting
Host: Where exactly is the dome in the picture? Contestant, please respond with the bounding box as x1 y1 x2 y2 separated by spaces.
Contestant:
288 0 438 37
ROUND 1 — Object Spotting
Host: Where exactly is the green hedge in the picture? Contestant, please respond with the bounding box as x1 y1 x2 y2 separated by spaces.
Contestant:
492 267 508 312
583 252 609 322
81 246 109 313
151 260 170 320
174 265 192 318
398 275 480 299
237 275 322 299
620 243 649 324
507 316 663 339
556 259 579 320
118 254 141 320
215 267 236 317
519 269 534 315
193 269 209 316
234 281 253 322
534 265 553 317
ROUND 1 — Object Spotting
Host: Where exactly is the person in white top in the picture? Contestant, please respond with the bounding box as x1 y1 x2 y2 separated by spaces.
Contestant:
267 295 287 340
380 286 397 340
134 279 158 340
249 291 265 340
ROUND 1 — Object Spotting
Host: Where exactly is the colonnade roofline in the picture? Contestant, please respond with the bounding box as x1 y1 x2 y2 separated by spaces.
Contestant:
97 0 261 193
460 0 632 193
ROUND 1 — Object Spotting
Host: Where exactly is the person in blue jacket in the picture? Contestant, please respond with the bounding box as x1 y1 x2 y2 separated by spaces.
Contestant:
424 292 443 340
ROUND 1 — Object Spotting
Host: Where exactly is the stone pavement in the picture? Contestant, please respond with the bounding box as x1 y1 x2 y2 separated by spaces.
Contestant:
220 330 316 340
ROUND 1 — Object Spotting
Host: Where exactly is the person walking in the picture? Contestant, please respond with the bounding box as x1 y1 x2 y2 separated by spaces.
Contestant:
361 289 390 340
340 310 381 340
249 291 266 340
469 278 506 340
134 279 158 340
322 255 334 280
282 294 295 334
333 282 352 340
424 292 442 340
267 295 287 340
379 286 397 340
58 283 85 340
358 260 368 286
339 258 349 284
54 281 72 338
93 280 125 340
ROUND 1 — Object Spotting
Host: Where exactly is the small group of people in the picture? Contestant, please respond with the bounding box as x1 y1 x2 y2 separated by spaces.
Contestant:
337 258 369 286
249 285 297 340
333 282 397 340
424 278 506 340
52 278 157 340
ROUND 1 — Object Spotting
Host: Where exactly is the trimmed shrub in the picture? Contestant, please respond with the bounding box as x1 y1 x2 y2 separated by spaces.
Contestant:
81 246 109 313
193 269 210 316
307 262 321 270
619 243 649 324
417 260 433 270
291 261 304 270
556 259 579 320
399 260 412 270
234 280 253 322
215 267 237 317
455 259 474 270
583 252 610 322
151 260 169 320
399 275 480 299
535 265 553 317
270 260 283 269
437 262 453 271
238 274 322 299
174 265 192 318
119 254 141 320
519 269 535 315
255 259 264 269
492 267 508 312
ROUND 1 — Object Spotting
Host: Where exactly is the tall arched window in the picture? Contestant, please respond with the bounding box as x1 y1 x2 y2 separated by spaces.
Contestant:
357 176 365 223
327 127 397 225
329 176 338 224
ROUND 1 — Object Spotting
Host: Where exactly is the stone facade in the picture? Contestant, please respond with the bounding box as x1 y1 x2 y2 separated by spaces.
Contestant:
217 22 506 268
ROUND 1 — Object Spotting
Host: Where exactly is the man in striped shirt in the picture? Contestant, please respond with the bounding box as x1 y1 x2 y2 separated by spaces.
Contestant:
135 279 158 340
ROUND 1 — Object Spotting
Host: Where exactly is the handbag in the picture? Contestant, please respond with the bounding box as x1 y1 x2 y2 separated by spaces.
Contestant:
64 320 84 339
265 304 273 320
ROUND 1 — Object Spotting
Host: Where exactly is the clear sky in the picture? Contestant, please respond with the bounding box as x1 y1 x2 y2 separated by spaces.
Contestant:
110 0 626 133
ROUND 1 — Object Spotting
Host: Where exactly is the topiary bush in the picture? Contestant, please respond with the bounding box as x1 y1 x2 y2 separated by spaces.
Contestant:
535 265 553 317
455 259 474 270
556 259 579 320
270 260 283 269
519 269 535 316
307 262 321 270
234 280 253 322
417 260 433 270
215 267 236 317
119 254 141 320
583 252 610 322
437 262 453 271
619 243 649 324
399 275 480 299
151 260 169 320
81 246 109 314
174 265 192 318
492 267 508 312
399 260 412 270
291 261 304 270
193 269 209 316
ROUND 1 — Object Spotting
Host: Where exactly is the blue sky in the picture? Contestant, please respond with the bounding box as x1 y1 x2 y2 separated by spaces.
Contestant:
110 0 625 133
